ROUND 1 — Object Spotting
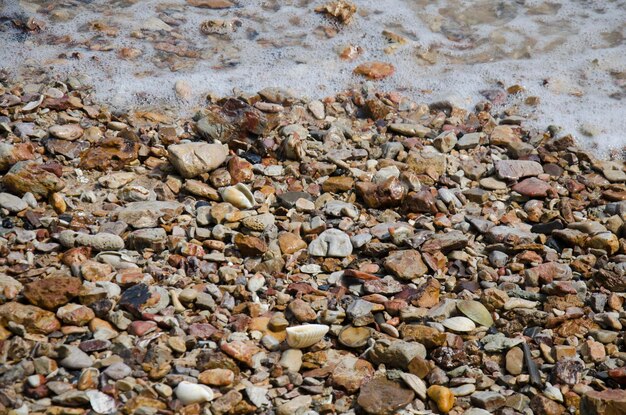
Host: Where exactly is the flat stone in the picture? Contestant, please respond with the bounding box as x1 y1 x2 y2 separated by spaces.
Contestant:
23 276 82 310
512 177 551 197
0 302 61 334
0 192 28 212
308 228 353 257
495 160 543 180
384 250 428 280
167 142 229 178
357 377 415 415
117 201 183 229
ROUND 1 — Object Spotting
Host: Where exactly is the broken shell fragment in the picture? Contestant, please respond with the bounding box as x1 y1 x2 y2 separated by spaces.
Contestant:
220 183 255 209
457 300 494 327
286 324 330 349
175 381 214 405
442 316 476 332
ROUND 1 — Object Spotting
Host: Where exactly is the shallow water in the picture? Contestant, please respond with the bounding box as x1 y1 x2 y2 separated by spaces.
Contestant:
1 0 625 157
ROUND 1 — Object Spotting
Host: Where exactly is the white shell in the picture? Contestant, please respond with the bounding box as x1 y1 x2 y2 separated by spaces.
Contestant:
544 383 564 402
220 183 254 209
286 324 329 349
400 372 426 399
442 316 476 332
175 381 214 405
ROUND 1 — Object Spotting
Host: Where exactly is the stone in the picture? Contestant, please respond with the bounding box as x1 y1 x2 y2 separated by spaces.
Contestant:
427 385 455 413
389 123 431 138
323 176 354 192
23 276 82 310
59 230 125 251
276 395 312 415
400 324 446 349
287 299 317 322
167 142 229 178
357 377 415 415
356 177 406 208
80 134 140 171
3 161 65 199
278 232 307 254
470 391 506 411
581 389 626 415
331 355 374 393
354 61 395 80
530 394 565 415
495 160 543 180
0 142 35 171
512 177 552 197
384 250 428 280
49 124 83 140
117 201 183 228
0 192 28 212
308 228 353 257
198 368 235 386
58 345 93 369
369 340 426 370
0 302 61 334
57 304 95 326
505 347 524 375
234 234 268 256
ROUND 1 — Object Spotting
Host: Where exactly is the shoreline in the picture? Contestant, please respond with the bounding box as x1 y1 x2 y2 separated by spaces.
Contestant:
0 77 625 414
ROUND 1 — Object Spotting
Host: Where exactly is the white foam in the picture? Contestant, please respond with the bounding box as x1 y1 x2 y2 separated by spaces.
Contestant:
1 0 624 157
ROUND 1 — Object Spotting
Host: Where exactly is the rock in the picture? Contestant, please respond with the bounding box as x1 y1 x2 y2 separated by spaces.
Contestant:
406 150 446 179
58 345 93 369
0 302 61 334
506 347 524 375
276 395 312 415
357 377 415 415
188 0 234 8
3 161 65 199
354 62 395 80
389 123 431 138
323 176 354 192
117 201 183 228
23 276 82 310
167 142 229 178
486 226 537 245
512 177 552 197
581 389 626 415
356 177 406 208
331 356 374 393
369 340 426 370
433 131 457 153
400 324 446 349
198 368 234 386
59 230 125 251
530 394 565 415
308 229 353 257
57 304 95 326
278 232 307 254
495 160 543 180
80 133 140 171
0 192 28 212
471 391 506 411
49 124 83 140
427 385 455 413
287 299 317 322
384 250 428 280
234 234 268 256
0 142 35 171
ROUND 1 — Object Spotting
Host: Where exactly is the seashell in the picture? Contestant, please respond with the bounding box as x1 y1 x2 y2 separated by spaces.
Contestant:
286 324 329 349
175 381 214 405
338 325 372 348
400 372 426 399
442 316 476 332
457 300 494 327
220 183 254 209
543 383 563 402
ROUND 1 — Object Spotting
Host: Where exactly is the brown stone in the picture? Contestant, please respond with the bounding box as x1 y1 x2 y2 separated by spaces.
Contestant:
400 324 446 349
357 376 414 415
234 234 268 256
3 161 65 199
354 62 395 80
79 133 140 171
530 394 565 415
0 142 35 171
331 356 374 393
0 302 61 334
512 177 552 198
198 368 235 386
23 276 82 310
187 0 234 8
405 189 438 213
323 176 355 193
384 250 428 280
356 177 406 208
411 278 441 308
278 232 307 254
287 298 317 322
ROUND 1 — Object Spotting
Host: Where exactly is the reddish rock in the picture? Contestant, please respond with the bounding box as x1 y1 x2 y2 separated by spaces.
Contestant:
357 376 414 415
287 298 317 322
278 232 307 254
354 62 395 80
188 323 217 339
228 156 254 184
128 320 158 336
356 177 406 209
198 368 235 386
0 302 61 334
220 341 262 367
0 142 35 171
3 161 65 199
234 234 268 256
331 356 374 393
530 394 565 415
23 276 82 310
405 189 437 213
80 133 140 171
384 250 428 280
411 278 441 308
512 177 552 198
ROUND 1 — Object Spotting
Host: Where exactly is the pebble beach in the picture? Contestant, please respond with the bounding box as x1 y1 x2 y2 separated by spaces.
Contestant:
1 1 626 415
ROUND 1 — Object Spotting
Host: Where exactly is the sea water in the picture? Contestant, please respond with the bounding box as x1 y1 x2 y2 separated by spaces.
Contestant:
1 0 624 157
